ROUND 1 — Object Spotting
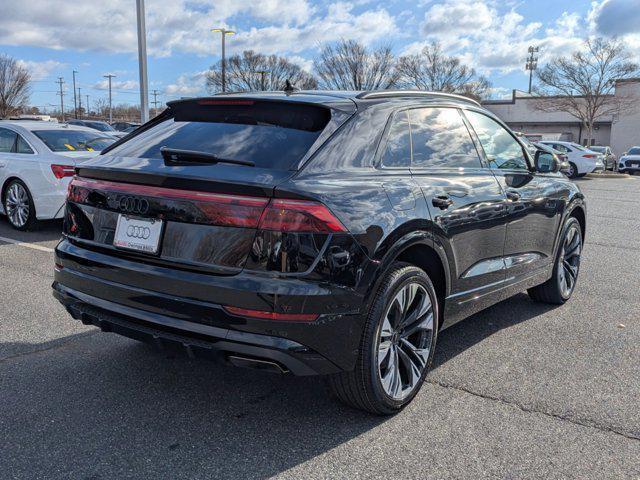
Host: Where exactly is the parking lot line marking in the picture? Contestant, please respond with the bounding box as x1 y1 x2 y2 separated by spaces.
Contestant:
0 235 54 253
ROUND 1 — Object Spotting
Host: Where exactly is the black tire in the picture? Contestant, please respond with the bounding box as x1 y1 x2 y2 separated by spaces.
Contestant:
567 162 578 179
3 179 38 231
326 262 439 415
528 217 582 304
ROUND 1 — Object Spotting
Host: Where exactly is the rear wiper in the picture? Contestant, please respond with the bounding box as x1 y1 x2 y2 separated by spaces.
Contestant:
160 147 255 167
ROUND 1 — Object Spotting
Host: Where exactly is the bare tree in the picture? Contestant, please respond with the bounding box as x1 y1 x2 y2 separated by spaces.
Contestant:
534 38 638 145
0 54 31 118
396 41 490 100
207 50 317 93
314 39 399 90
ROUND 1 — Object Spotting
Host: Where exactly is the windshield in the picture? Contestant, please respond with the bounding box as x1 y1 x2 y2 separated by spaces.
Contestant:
106 101 331 170
590 146 605 153
571 143 590 151
34 130 116 152
628 147 640 155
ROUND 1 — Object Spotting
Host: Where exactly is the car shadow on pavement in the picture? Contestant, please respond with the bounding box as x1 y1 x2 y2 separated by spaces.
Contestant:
433 293 557 368
0 294 557 479
0 218 63 244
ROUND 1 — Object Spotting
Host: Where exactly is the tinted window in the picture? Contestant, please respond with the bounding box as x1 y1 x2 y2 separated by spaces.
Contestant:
16 135 34 154
0 128 17 153
107 101 331 170
551 143 570 153
466 111 528 170
381 111 411 168
409 108 481 168
34 130 113 152
628 147 640 155
86 121 114 132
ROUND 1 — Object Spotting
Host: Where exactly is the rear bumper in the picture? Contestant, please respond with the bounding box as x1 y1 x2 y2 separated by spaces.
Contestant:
53 282 344 376
53 238 368 374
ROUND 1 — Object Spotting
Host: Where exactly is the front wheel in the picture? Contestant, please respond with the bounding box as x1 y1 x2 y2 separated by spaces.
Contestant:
528 217 582 304
326 262 438 415
567 162 578 179
3 180 37 231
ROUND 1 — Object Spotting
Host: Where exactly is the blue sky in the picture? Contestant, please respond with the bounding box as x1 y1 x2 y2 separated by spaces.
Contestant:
1 0 639 112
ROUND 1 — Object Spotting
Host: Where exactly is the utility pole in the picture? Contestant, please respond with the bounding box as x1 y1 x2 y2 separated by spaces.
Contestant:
103 74 115 123
56 77 65 121
85 95 90 116
212 28 235 92
72 70 78 118
526 46 539 94
77 87 82 117
256 70 269 91
136 0 149 123
150 89 160 117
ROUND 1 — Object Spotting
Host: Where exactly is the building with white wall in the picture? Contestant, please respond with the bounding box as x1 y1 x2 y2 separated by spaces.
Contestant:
483 78 640 156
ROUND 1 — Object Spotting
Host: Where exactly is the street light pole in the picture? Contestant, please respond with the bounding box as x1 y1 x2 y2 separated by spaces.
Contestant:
77 87 82 117
103 74 115 123
136 0 149 123
211 28 235 92
72 70 78 119
56 77 65 121
525 46 539 94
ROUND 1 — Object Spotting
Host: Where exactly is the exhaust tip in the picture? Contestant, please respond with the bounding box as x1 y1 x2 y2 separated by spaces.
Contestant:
227 355 288 374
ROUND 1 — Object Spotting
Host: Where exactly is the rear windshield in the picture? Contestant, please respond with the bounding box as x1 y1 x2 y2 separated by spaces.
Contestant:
105 100 331 170
590 146 605 152
34 130 116 152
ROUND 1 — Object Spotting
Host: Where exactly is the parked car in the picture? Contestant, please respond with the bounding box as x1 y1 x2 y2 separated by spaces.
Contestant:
538 141 604 178
53 91 586 414
618 146 640 174
0 121 114 230
589 146 616 171
67 119 126 138
111 121 140 132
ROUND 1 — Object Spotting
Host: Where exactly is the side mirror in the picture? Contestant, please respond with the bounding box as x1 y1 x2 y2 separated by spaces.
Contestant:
534 150 560 173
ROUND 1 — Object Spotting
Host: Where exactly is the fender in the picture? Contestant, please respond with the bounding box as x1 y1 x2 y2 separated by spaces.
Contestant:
358 227 452 315
552 194 586 260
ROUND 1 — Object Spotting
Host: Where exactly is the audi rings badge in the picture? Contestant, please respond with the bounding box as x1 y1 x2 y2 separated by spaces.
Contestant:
109 195 150 215
126 225 152 240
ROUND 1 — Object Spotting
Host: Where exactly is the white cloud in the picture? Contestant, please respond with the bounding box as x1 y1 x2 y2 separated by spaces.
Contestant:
92 79 139 91
16 59 66 80
591 0 640 36
164 71 208 98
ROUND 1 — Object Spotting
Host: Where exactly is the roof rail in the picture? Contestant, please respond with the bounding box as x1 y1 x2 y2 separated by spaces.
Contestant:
356 90 481 106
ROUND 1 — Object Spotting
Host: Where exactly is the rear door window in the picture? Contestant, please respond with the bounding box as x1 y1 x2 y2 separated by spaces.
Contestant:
0 128 17 153
380 111 411 168
16 135 34 154
409 107 482 169
106 100 331 170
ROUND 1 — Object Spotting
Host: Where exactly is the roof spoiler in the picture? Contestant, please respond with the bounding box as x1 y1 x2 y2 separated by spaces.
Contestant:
356 90 481 106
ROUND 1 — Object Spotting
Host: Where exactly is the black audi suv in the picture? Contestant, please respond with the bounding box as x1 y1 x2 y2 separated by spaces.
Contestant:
53 90 586 414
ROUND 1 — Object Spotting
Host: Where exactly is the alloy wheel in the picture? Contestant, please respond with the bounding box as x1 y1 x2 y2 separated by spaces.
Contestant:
377 282 434 401
5 183 30 228
558 224 581 298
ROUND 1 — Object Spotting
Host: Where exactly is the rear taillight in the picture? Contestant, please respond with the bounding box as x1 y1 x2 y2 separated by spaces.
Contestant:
258 199 346 233
223 306 319 322
66 177 346 233
51 164 75 179
582 154 597 159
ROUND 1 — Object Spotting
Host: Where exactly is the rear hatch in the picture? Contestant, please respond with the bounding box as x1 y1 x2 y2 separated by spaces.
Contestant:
63 97 354 274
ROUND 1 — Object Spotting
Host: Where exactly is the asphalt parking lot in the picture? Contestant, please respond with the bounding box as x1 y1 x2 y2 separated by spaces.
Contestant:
1 175 639 479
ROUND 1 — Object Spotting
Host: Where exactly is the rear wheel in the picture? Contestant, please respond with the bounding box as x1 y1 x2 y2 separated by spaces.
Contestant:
528 217 582 304
327 262 438 415
3 180 37 231
567 162 578 179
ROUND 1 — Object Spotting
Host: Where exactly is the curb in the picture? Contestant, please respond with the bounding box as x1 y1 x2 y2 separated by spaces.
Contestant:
587 172 632 178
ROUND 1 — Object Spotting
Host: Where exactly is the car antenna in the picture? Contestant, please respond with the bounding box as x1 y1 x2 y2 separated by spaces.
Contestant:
283 79 297 95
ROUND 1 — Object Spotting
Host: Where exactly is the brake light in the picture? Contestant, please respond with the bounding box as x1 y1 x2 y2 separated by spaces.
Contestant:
258 199 346 233
582 154 597 159
51 164 75 179
223 306 319 322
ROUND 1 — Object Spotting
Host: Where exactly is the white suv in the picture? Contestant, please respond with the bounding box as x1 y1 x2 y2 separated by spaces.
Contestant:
539 141 604 178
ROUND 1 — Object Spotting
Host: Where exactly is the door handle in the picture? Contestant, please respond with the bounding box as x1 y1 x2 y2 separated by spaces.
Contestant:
432 195 453 210
506 190 521 201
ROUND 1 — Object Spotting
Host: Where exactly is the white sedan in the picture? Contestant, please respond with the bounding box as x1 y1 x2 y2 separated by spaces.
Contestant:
538 141 605 179
0 121 116 230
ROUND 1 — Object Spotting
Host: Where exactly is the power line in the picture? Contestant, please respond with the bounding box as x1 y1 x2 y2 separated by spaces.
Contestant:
103 74 116 123
56 77 65 121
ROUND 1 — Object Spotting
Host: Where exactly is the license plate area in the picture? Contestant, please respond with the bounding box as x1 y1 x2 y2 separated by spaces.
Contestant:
113 215 163 254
